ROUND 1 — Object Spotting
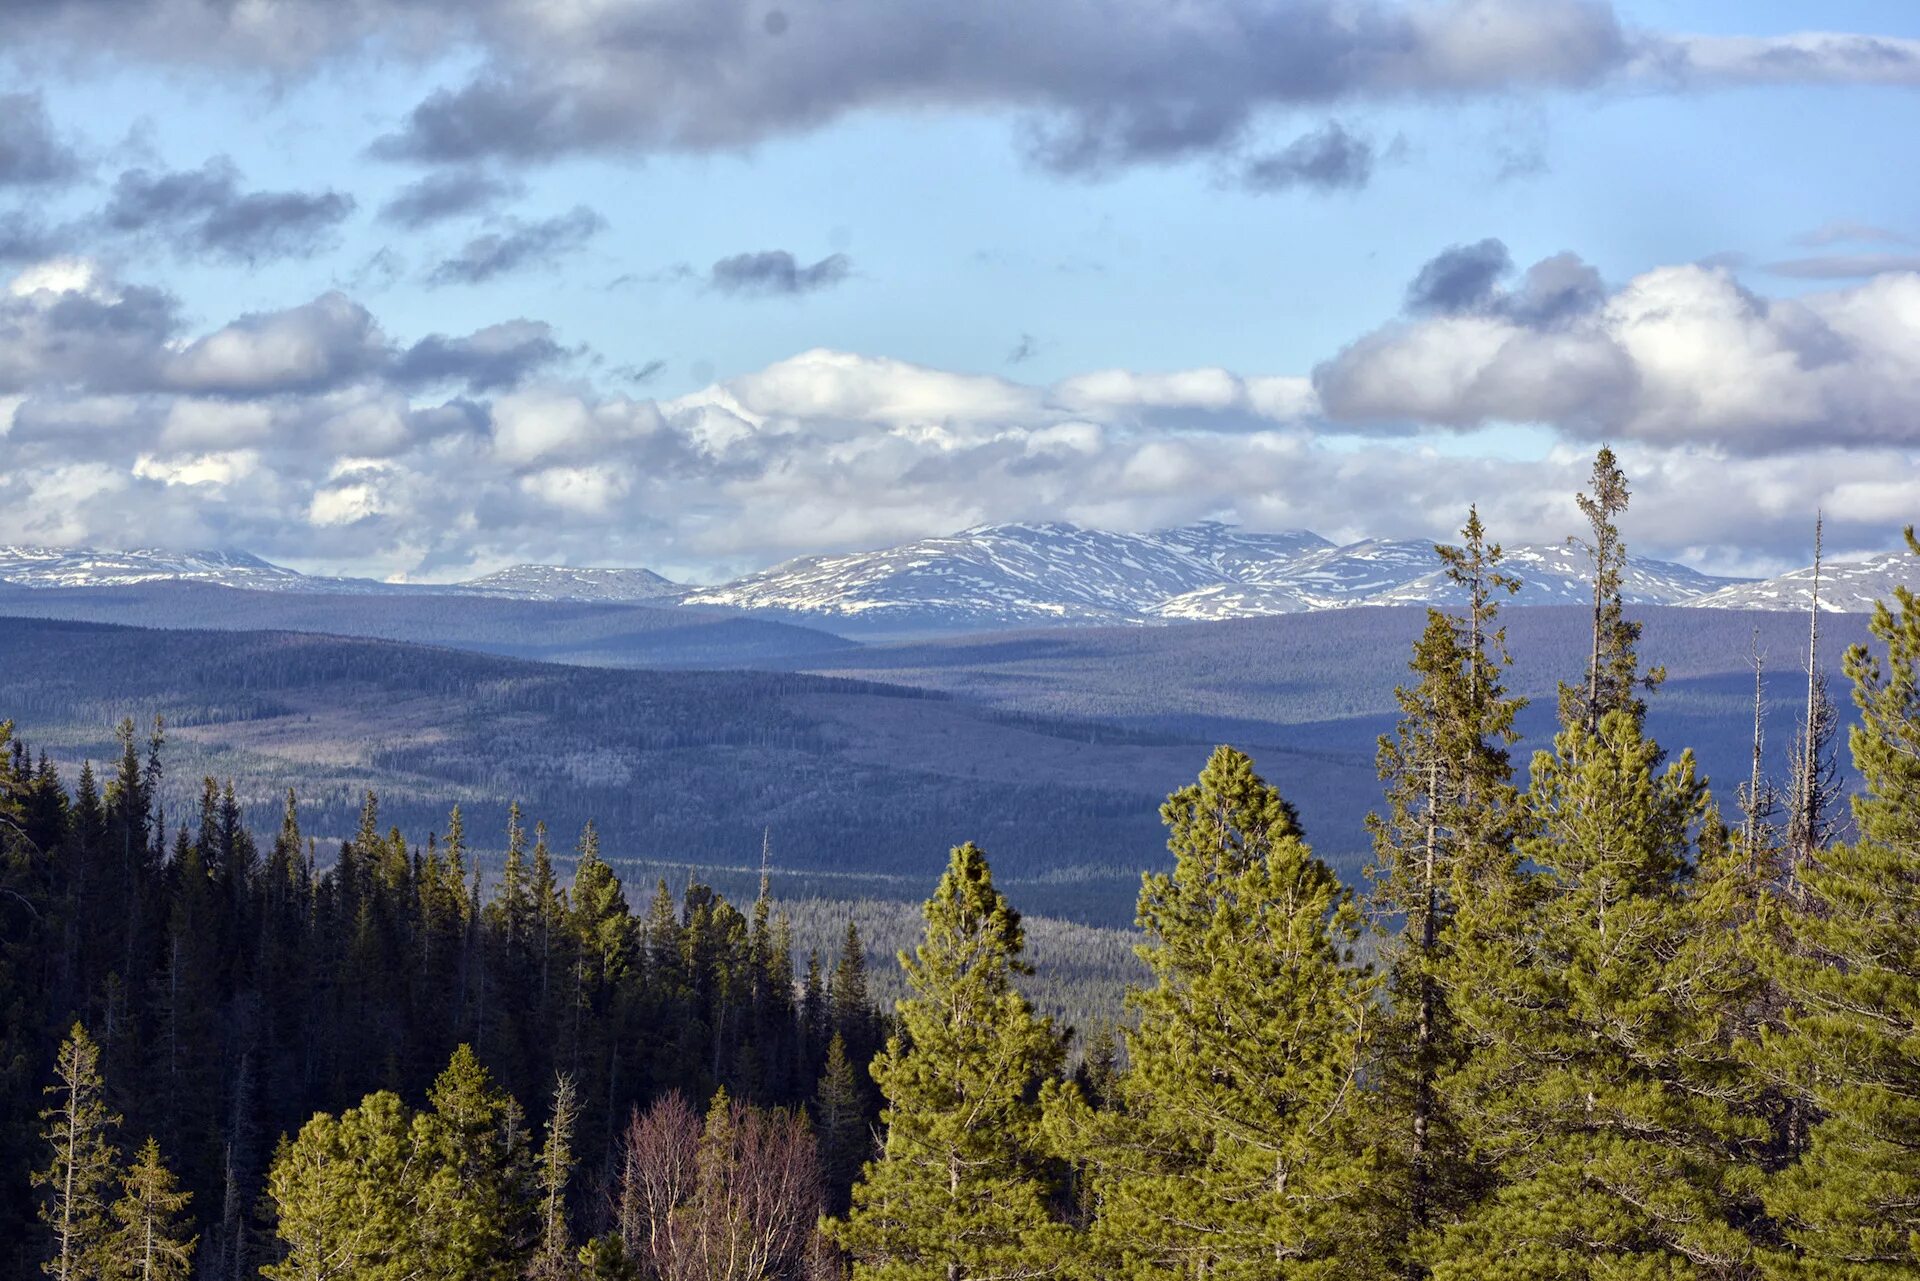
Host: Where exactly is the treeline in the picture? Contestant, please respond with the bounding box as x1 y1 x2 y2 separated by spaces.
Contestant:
0 729 892 1278
8 448 1920 1278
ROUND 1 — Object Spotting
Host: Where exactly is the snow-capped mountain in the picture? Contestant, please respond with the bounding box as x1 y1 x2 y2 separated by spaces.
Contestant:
457 565 684 603
1693 550 1920 614
6 528 1908 634
687 522 1755 630
682 522 1279 626
0 546 313 591
0 545 683 604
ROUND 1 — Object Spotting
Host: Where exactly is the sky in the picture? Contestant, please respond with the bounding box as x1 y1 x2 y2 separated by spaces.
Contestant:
2 0 1919 583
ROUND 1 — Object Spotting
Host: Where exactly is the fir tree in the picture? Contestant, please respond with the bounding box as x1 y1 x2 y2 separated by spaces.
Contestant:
1760 528 1920 1275
828 842 1067 1280
36 1023 122 1281
106 1138 195 1281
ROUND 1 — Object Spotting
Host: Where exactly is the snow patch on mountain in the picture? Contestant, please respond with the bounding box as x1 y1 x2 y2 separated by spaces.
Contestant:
1694 551 1920 614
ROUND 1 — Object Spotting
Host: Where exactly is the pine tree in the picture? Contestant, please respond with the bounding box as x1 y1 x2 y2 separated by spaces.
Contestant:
106 1138 195 1281
1363 508 1524 1275
1436 712 1759 1278
827 842 1067 1280
1760 528 1920 1275
1054 746 1374 1279
36 1023 122 1281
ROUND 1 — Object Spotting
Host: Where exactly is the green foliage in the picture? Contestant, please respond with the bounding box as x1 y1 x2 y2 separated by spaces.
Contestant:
107 1138 195 1281
1760 527 1920 1276
1361 508 1525 1273
1054 746 1375 1280
264 1045 530 1281
35 1022 122 1281
1438 713 1759 1279
829 842 1068 1280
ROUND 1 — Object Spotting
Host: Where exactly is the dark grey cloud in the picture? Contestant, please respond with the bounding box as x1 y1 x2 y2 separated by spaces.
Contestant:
0 211 68 263
615 358 667 384
1764 253 1920 280
1237 123 1374 192
0 274 182 393
368 0 1634 172
709 250 850 297
1407 238 1513 313
1007 333 1039 364
394 320 568 391
426 206 605 286
378 168 524 228
103 157 355 263
0 93 82 186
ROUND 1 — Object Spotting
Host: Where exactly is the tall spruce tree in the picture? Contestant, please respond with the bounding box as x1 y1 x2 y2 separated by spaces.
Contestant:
37 1022 122 1281
1055 747 1375 1280
1363 509 1524 1275
1561 447 1665 733
828 842 1067 1281
1760 528 1920 1275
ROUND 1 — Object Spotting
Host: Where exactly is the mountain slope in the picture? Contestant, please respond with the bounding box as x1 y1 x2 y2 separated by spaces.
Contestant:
1694 550 1920 613
458 564 684 602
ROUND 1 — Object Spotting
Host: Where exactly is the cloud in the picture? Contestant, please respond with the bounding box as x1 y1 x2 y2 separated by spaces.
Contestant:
0 93 82 186
1007 333 1039 364
378 168 524 228
1407 238 1513 313
0 211 68 264
708 250 851 297
426 206 605 285
1792 219 1910 248
1316 246 1920 453
393 320 568 391
0 255 1914 582
7 2 1920 184
1237 122 1375 192
102 157 354 263
164 293 387 396
1763 253 1920 280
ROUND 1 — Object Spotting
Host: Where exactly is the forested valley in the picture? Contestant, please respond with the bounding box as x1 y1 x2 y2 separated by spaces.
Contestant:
6 450 1920 1279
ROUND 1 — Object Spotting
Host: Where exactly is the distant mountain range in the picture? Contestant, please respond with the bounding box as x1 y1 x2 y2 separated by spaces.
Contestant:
3 523 1914 633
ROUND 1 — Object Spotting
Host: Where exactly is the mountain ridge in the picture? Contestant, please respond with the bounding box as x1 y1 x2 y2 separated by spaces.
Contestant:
4 524 1913 632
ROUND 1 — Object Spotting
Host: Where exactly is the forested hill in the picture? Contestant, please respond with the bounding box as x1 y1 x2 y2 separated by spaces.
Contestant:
0 616 1192 921
0 605 1877 927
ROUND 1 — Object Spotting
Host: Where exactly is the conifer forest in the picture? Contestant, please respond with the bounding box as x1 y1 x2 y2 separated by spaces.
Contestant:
5 451 1920 1280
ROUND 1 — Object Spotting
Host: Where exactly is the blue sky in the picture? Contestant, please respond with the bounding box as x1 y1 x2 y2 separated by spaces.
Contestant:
3 0 1919 581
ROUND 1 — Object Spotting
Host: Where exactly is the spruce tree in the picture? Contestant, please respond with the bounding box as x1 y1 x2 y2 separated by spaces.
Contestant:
106 1138 195 1281
530 1075 579 1281
827 842 1067 1280
1363 509 1523 1274
1056 746 1375 1279
36 1023 122 1281
814 1032 869 1216
1760 528 1920 1274
1561 447 1664 732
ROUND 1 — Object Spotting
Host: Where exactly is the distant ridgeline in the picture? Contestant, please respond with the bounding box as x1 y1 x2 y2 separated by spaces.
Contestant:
6 454 1920 1277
